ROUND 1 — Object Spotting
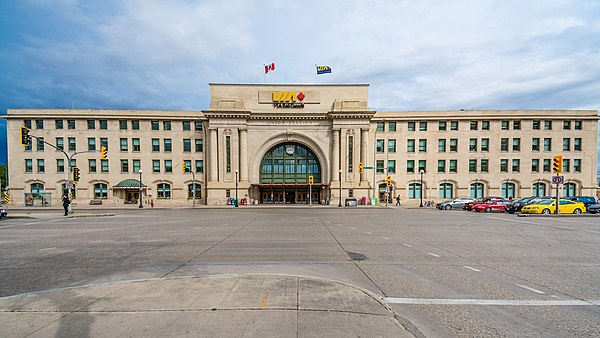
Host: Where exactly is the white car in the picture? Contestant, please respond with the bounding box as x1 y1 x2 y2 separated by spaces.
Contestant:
436 198 475 210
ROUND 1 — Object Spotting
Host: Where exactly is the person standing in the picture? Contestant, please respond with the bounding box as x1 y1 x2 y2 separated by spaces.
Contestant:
396 195 402 206
62 195 70 216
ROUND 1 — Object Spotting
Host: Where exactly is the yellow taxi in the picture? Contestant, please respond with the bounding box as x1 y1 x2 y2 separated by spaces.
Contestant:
521 199 586 214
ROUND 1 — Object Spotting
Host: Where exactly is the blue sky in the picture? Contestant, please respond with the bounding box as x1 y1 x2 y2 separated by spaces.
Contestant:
1 0 600 164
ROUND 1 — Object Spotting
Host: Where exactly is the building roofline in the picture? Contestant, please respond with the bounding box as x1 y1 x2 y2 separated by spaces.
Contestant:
208 83 369 87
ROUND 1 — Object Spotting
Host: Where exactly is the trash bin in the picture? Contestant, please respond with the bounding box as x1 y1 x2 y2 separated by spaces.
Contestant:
361 197 367 205
371 198 379 205
234 198 239 207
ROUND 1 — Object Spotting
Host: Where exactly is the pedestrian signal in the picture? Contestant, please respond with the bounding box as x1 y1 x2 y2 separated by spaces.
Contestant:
552 155 563 174
20 126 31 146
72 167 81 183
308 176 314 185
358 162 364 174
386 176 392 187
100 146 108 160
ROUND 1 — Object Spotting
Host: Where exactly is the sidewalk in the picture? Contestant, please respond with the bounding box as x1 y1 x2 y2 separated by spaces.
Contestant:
0 274 413 337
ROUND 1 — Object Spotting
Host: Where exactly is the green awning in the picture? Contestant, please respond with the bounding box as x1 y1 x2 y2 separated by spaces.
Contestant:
113 179 146 189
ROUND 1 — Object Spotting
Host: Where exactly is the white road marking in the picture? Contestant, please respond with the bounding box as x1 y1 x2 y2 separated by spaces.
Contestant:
464 265 481 272
337 224 343 227
23 219 65 226
366 231 372 235
40 247 56 251
427 252 441 258
383 298 597 306
403 244 412 247
383 237 390 240
0 225 15 229
350 227 356 230
517 284 546 294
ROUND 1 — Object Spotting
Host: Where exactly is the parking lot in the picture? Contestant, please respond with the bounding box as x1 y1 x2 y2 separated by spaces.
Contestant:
1 207 599 337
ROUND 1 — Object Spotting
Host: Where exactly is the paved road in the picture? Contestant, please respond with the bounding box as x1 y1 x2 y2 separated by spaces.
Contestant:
1 208 599 337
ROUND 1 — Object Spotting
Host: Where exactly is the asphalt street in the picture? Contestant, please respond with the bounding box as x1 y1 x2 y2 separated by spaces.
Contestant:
1 207 599 337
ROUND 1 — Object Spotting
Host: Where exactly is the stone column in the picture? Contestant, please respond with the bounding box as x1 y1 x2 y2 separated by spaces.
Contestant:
331 129 340 183
209 128 218 182
361 129 368 183
239 129 248 182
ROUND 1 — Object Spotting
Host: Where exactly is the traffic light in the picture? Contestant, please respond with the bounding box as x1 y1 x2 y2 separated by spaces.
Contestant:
72 167 80 183
20 126 31 146
358 161 364 174
552 155 563 174
308 175 314 185
182 160 188 173
386 175 392 187
100 146 108 160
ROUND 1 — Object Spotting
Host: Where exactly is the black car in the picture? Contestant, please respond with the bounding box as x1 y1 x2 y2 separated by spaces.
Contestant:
505 197 539 214
568 196 597 208
586 204 600 214
0 208 7 220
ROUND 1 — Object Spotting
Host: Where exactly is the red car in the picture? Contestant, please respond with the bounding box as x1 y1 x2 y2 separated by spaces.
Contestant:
463 197 502 211
473 199 510 212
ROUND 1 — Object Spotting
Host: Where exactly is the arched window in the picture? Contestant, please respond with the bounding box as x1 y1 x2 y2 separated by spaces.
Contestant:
187 183 202 199
94 183 108 199
157 183 171 199
260 143 321 184
470 183 484 198
62 183 76 199
563 182 577 197
439 183 453 199
408 183 422 199
532 182 546 197
501 182 516 199
30 183 44 193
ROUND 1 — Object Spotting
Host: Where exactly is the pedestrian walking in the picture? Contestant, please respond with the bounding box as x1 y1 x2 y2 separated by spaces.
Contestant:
395 195 401 206
62 195 70 216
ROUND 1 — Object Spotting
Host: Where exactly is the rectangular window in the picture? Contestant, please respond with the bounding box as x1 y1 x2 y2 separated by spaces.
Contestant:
512 159 520 172
501 138 509 151
387 160 396 174
469 138 477 152
132 138 140 152
543 159 551 172
407 160 415 173
418 160 426 173
195 160 204 173
563 138 570 151
469 159 477 173
419 122 427 131
182 121 191 131
183 139 191 152
574 138 582 151
153 160 160 173
449 139 458 152
35 119 44 129
387 139 396 153
226 135 231 173
376 122 385 132
151 121 160 130
68 120 76 129
121 159 129 173
532 159 539 172
163 121 171 131
132 160 140 173
164 160 172 173
119 120 128 130
194 121 203 131
89 159 97 173
100 138 108 149
470 121 478 130
563 121 571 130
55 120 63 129
100 160 109 172
132 121 140 130
348 136 354 172
164 139 172 152
480 159 489 173
418 139 427 152
407 139 415 152
544 138 552 151
24 119 32 128
377 139 385 153
57 159 64 173
37 137 45 151
388 122 397 131
87 120 96 129
501 121 509 130
574 121 582 130
544 120 552 130
88 138 96 151
438 139 446 152
513 138 520 151
532 120 540 130
99 120 107 129
563 159 570 172
68 137 76 151
482 121 490 130
120 138 128 151
152 138 160 152
500 159 509 172
376 160 385 173
407 122 415 131
481 138 489 152
437 160 446 173
37 159 45 172
450 121 459 131
532 138 540 151
195 139 203 152
449 160 457 173
513 121 521 130
574 159 581 172
70 159 76 169
438 121 447 131
25 159 33 173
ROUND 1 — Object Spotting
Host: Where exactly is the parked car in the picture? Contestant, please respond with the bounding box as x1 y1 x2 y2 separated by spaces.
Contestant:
473 199 510 213
587 204 600 214
463 197 503 211
437 198 475 210
0 208 7 220
568 196 597 208
521 199 586 214
505 197 541 214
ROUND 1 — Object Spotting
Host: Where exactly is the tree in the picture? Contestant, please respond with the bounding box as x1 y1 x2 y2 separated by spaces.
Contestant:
0 164 7 189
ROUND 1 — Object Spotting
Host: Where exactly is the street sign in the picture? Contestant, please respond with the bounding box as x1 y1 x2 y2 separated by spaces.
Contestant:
552 176 564 184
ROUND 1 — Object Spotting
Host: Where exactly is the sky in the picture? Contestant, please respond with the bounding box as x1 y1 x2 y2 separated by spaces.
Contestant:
1 0 600 164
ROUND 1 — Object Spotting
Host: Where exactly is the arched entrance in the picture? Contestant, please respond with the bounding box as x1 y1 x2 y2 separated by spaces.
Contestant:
255 142 324 204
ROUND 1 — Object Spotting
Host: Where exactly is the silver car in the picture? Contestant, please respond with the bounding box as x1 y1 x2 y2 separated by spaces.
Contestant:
437 198 475 210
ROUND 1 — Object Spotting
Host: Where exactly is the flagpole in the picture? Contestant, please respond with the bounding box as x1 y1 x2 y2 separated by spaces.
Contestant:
314 64 317 84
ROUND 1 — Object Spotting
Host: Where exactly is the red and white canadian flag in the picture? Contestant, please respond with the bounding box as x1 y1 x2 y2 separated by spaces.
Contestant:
264 63 275 74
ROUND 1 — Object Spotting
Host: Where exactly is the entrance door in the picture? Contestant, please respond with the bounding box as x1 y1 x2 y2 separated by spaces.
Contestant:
285 191 296 204
126 191 139 204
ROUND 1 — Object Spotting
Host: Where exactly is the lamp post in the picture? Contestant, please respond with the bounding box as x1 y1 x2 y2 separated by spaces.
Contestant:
235 169 239 208
138 169 143 208
419 169 424 207
338 169 342 207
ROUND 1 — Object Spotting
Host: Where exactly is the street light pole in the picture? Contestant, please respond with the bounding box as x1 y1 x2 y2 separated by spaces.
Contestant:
138 169 143 208
419 169 424 207
338 169 342 207
235 169 239 208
